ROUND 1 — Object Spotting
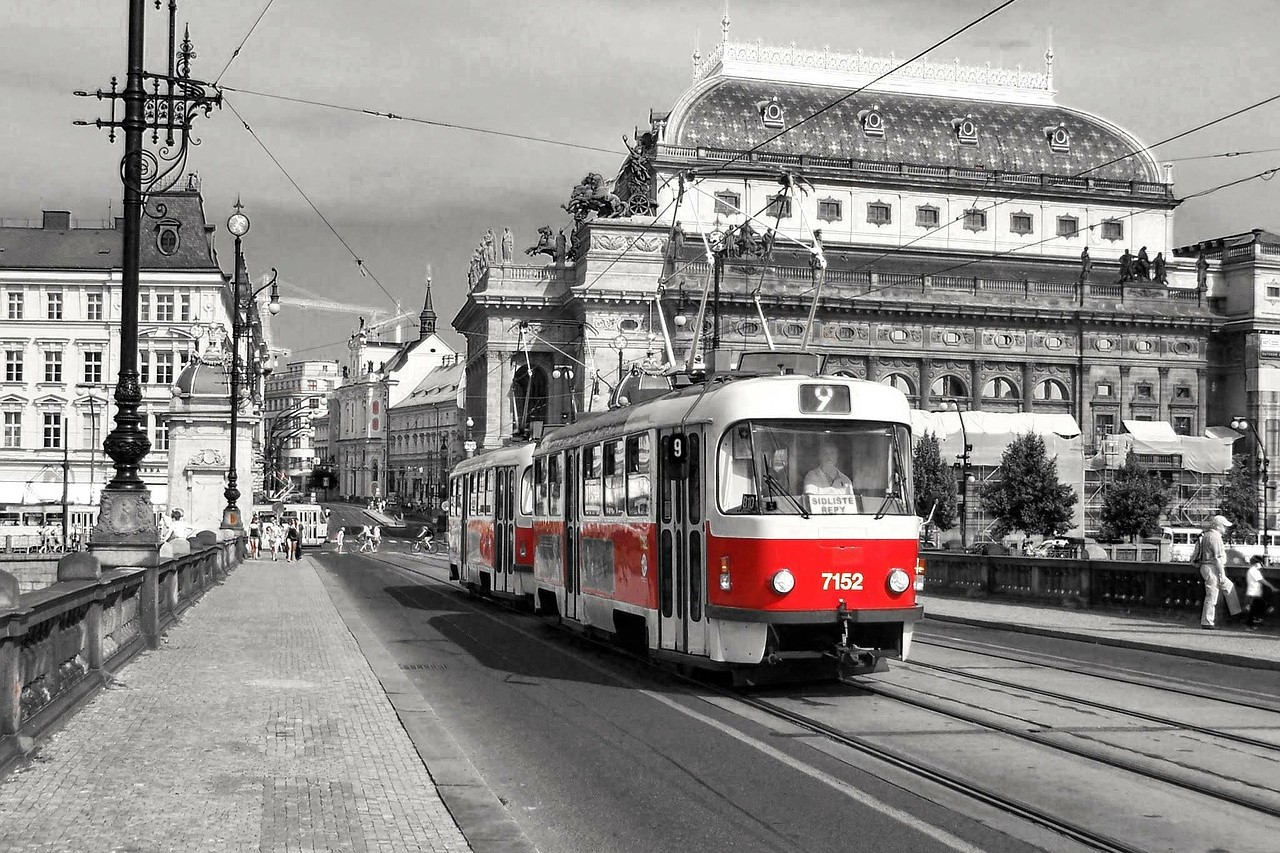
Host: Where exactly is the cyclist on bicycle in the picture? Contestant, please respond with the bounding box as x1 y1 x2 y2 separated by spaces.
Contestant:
414 526 434 553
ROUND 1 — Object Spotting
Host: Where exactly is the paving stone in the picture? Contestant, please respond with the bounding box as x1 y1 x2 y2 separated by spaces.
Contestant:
0 557 472 853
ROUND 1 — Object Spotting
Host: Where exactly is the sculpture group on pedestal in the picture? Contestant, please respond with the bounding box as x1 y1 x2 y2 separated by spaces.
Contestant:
1117 246 1167 285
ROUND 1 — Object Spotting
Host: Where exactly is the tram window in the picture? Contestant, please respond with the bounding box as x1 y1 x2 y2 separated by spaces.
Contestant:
519 467 533 516
548 453 564 516
483 470 494 515
688 434 701 524
689 532 703 622
603 440 624 516
582 445 602 516
626 434 651 516
469 475 478 515
534 459 547 516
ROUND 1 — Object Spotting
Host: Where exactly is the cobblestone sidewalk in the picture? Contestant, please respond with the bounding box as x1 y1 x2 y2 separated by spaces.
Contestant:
0 557 472 853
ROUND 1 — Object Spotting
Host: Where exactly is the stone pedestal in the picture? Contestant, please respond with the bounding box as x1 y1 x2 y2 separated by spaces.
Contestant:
166 354 260 535
89 488 160 569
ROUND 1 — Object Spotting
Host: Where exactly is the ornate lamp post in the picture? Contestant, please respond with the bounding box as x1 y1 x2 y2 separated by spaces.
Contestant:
942 401 976 548
464 417 477 458
75 0 220 564
612 334 627 384
221 206 280 529
1231 416 1272 560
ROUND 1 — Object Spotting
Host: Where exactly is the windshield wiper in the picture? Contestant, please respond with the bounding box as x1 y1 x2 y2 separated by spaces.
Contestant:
761 456 810 519
875 429 908 520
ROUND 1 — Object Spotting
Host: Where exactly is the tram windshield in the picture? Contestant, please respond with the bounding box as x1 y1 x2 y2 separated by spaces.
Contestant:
717 420 912 517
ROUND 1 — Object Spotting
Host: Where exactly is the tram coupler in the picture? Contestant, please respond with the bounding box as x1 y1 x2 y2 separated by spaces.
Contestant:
829 602 887 680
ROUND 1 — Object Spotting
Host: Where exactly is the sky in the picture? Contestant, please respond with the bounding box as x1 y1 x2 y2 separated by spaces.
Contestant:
2 0 1278 363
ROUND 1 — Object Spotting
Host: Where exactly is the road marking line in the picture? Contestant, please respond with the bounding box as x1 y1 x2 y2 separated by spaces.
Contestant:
372 558 987 853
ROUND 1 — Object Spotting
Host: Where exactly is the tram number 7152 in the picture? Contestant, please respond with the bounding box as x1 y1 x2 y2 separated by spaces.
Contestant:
821 572 864 591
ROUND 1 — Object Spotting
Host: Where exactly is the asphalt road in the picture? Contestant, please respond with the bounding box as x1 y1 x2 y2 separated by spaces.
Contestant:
314 503 1053 853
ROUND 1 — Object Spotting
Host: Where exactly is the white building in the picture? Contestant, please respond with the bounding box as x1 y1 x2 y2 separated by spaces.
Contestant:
262 358 341 496
332 278 455 499
0 183 237 518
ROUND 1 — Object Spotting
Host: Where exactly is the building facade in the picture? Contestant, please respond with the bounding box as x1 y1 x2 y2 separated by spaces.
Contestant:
387 358 464 510
452 27 1269 537
0 183 243 516
261 358 340 496
331 279 456 500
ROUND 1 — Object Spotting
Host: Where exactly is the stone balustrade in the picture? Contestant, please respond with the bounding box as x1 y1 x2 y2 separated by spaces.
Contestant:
0 530 244 773
922 551 1219 613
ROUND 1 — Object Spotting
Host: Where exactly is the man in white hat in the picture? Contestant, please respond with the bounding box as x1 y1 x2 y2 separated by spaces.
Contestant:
1197 514 1242 628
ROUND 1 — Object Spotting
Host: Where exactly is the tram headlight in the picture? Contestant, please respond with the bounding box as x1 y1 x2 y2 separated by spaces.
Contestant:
887 568 911 595
770 568 795 595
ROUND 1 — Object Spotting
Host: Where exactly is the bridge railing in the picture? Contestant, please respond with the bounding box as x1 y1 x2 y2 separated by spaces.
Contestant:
0 530 244 773
920 551 1220 613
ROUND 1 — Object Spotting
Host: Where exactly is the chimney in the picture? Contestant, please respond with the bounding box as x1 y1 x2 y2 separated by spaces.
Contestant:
42 211 71 230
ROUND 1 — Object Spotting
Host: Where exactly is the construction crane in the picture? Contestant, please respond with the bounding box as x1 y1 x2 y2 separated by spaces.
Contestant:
269 276 415 341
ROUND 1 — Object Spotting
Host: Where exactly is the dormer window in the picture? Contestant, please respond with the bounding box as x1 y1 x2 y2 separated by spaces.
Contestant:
155 219 181 256
756 96 784 129
952 116 978 146
1044 122 1071 154
857 108 884 137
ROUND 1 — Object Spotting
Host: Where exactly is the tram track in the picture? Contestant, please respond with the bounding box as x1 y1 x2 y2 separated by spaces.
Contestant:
900 656 1280 754
914 634 1280 714
360 550 1181 853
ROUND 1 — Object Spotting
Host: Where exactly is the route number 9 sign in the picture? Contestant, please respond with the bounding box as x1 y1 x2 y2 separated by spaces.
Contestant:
798 384 851 414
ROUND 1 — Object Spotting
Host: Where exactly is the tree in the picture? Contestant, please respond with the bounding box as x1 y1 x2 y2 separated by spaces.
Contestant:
981 432 1078 538
913 431 957 530
1100 451 1170 542
1219 455 1259 537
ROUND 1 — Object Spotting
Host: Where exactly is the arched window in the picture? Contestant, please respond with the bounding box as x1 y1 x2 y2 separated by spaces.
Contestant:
1034 379 1070 401
930 375 968 398
982 377 1020 399
511 364 549 431
880 373 915 395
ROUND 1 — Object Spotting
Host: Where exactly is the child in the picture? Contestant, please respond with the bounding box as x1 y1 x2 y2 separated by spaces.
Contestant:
1244 557 1278 629
335 527 346 554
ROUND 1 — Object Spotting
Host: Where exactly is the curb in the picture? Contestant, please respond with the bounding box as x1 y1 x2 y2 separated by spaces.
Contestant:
923 613 1280 672
312 557 539 853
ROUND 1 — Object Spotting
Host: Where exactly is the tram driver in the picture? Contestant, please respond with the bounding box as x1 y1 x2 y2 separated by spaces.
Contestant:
803 441 859 513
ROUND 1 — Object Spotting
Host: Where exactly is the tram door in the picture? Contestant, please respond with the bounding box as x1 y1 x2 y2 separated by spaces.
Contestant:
493 467 516 594
563 451 580 621
459 473 472 580
657 429 707 656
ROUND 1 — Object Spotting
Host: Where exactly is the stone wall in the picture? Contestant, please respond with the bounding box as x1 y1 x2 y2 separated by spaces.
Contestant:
0 556 59 595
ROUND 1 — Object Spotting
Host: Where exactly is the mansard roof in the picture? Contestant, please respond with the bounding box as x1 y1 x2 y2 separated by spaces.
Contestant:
0 190 220 271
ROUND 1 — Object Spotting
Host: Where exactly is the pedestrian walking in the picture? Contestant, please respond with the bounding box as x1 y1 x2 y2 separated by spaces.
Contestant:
335 527 346 554
286 521 300 562
248 514 261 559
1244 557 1278 629
1196 514 1243 629
357 524 375 553
264 519 282 561
371 524 382 553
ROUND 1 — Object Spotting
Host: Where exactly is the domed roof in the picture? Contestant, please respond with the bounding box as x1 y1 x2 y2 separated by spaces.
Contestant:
668 77 1160 185
173 358 231 398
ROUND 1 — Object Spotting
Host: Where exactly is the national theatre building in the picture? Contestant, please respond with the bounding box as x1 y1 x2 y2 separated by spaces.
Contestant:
454 25 1280 533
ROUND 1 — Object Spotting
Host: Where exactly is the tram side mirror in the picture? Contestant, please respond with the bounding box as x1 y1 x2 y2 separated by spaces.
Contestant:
663 433 690 480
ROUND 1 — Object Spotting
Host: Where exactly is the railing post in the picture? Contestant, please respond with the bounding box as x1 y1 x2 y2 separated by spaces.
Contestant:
86 596 103 677
0 635 17 737
140 564 159 649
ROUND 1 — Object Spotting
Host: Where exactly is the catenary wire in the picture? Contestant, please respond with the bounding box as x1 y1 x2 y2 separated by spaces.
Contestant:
223 97 403 311
214 0 279 86
220 86 624 157
1164 146 1280 163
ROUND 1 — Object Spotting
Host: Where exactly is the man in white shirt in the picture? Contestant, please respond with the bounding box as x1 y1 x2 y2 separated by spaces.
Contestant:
803 443 855 494
1197 514 1242 629
165 509 191 542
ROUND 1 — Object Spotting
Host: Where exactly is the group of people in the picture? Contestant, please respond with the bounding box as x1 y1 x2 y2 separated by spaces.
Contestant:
1194 514 1277 629
333 523 382 554
247 514 304 562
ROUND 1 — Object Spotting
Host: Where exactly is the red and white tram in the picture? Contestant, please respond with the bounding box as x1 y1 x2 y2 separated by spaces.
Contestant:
446 443 538 599
449 373 923 680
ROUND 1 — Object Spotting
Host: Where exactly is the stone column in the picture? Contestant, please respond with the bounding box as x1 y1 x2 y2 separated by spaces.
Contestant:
866 355 879 383
969 360 982 412
1021 363 1034 412
1158 366 1171 423
920 358 933 410
1119 365 1132 423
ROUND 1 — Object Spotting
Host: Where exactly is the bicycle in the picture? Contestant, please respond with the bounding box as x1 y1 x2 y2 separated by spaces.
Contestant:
411 537 446 555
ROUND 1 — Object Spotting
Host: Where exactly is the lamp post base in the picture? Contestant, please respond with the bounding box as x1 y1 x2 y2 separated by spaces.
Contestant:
89 487 160 568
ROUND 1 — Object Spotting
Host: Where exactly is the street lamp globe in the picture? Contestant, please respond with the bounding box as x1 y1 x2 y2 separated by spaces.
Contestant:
613 334 627 352
227 210 250 237
1232 416 1248 431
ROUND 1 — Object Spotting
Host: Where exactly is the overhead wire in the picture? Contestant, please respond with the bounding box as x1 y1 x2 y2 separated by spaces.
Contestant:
1164 146 1280 164
220 86 624 157
213 0 279 86
223 97 403 311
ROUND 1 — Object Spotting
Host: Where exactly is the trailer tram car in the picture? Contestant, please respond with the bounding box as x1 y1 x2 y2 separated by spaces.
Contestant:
447 443 538 600
450 372 923 681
